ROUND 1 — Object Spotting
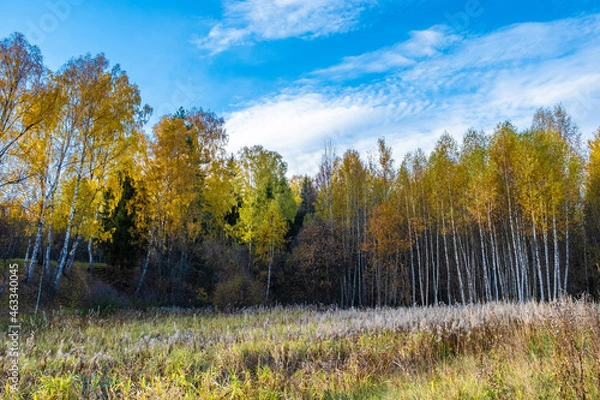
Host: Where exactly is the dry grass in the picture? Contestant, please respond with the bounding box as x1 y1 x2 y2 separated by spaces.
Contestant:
2 299 600 399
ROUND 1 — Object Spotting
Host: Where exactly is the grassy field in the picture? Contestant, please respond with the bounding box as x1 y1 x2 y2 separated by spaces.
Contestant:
2 299 600 399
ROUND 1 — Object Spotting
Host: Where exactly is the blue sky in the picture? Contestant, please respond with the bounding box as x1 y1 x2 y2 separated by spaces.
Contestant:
1 0 599 175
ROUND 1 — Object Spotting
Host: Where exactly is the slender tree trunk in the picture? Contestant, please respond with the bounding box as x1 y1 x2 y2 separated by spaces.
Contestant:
340 277 345 308
24 236 32 264
135 231 155 297
582 219 589 295
54 169 83 290
516 216 529 301
414 219 424 305
43 223 53 278
522 221 531 300
478 217 491 303
174 247 187 304
87 208 100 272
516 219 526 302
504 172 522 302
442 203 451 304
348 267 353 307
34 264 44 318
509 214 521 302
563 202 569 294
517 228 526 300
25 211 45 284
450 200 466 304
434 220 440 305
543 209 551 300
459 227 474 303
377 259 382 307
87 236 94 271
406 194 416 306
470 228 478 301
505 227 517 300
352 259 357 307
488 214 501 302
552 212 560 299
363 184 368 306
425 217 433 305
394 249 399 305
531 209 544 301
64 235 82 275
265 237 273 305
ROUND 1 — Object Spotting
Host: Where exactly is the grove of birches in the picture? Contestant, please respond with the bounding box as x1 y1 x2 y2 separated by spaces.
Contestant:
3 32 600 310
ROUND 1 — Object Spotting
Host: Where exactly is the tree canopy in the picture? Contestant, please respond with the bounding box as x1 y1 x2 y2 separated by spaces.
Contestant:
2 32 600 308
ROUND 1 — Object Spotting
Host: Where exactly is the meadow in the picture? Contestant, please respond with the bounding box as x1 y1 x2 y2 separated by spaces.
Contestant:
2 299 600 399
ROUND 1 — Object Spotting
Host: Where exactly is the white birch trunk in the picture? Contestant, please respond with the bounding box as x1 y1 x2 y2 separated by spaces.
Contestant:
478 217 491 303
450 200 466 304
53 165 83 290
64 235 82 275
135 230 155 297
43 223 53 278
442 203 452 304
552 212 560 299
531 210 544 301
406 194 416 306
543 206 552 300
25 211 45 284
563 202 569 294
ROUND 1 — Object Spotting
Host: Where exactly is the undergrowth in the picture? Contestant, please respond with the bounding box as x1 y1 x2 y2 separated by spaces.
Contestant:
1 299 599 399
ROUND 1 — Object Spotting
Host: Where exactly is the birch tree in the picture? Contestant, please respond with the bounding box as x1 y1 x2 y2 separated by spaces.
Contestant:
234 145 296 303
0 33 47 187
52 54 144 290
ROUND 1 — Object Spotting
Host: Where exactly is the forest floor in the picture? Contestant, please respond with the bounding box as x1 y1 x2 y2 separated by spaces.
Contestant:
2 299 600 399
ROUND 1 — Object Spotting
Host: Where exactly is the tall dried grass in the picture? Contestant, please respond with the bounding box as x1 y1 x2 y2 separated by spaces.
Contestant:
2 299 599 399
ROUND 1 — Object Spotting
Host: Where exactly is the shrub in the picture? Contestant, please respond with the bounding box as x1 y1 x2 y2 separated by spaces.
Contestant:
213 274 263 310
81 281 130 314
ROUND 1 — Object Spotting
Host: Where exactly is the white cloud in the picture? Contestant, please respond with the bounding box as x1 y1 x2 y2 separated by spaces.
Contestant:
196 0 376 54
312 26 460 79
225 93 394 175
225 13 600 176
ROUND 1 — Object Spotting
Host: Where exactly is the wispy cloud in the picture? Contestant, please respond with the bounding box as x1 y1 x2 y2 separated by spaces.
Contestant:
311 26 461 79
226 14 600 175
195 0 377 54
